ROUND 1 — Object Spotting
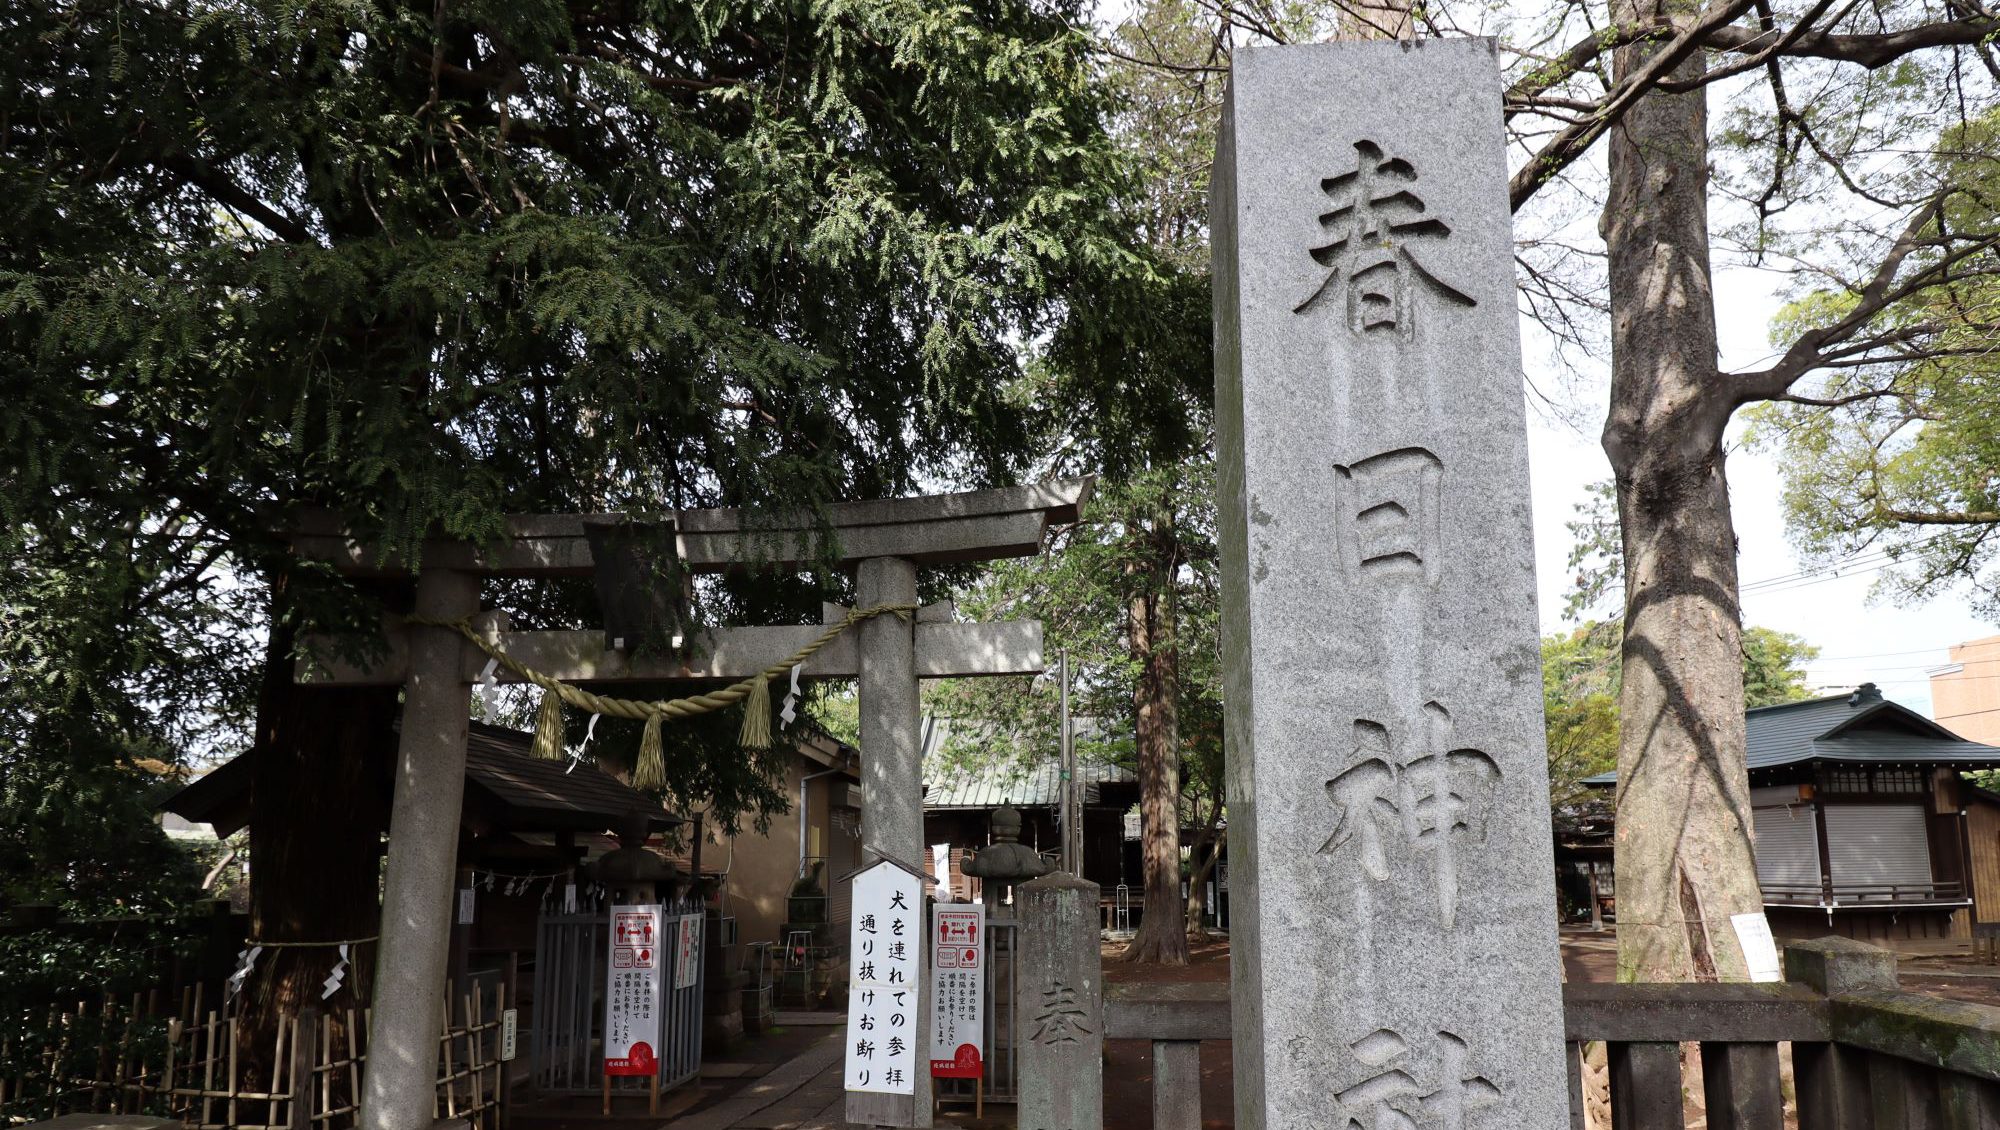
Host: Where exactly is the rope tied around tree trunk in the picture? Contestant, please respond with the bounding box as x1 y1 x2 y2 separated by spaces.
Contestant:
404 603 917 786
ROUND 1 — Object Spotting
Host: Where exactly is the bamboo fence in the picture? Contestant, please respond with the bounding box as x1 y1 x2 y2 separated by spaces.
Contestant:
0 984 507 1129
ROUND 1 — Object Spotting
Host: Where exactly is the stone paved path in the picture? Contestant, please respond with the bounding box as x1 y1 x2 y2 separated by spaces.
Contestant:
664 1032 844 1130
663 1026 966 1130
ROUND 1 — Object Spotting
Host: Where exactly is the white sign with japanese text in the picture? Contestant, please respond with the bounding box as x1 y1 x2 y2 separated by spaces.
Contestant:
604 904 663 1076
1731 912 1783 983
843 861 922 1095
929 904 984 1080
675 913 702 990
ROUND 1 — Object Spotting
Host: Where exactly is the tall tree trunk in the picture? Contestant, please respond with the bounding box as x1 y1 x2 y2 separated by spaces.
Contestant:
1183 811 1221 941
1120 522 1188 965
243 570 399 1071
1601 3 1762 984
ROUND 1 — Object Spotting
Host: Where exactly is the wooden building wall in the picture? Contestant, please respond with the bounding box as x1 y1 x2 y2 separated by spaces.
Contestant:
1970 796 2000 928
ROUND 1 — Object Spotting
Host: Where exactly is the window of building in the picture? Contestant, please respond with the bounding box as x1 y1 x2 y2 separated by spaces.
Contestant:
1874 768 1927 794
1752 805 1822 894
1818 766 1931 794
1824 804 1933 898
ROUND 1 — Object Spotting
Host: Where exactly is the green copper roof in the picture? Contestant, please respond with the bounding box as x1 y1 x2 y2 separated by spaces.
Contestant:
1582 683 2000 785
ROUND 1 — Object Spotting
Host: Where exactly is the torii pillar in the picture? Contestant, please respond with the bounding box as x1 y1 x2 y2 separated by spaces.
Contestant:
852 556 926 1126
361 569 478 1130
294 479 1092 1130
857 557 922 869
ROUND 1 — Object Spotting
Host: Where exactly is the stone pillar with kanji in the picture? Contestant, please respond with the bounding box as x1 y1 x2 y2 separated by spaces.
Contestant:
1213 39 1569 1130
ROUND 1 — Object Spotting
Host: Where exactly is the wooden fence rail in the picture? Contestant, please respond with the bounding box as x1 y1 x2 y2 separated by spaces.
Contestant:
1105 937 2000 1130
0 984 506 1130
1102 981 1228 1130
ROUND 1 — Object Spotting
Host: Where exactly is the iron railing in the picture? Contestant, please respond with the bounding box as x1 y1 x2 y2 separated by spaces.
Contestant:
1761 879 1970 907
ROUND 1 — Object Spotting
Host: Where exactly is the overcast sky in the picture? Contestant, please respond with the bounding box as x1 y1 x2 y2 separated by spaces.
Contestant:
1083 3 1998 719
1523 264 1999 720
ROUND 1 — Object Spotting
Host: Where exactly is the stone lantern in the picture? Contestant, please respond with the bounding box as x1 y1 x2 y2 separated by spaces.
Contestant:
589 810 683 905
961 805 1055 903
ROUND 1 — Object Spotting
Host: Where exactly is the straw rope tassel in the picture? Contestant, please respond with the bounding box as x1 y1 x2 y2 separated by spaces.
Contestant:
634 713 666 791
408 603 914 775
738 672 773 750
531 684 566 760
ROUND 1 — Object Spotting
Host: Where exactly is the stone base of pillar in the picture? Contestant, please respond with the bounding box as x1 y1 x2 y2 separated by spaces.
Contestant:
704 969 748 1046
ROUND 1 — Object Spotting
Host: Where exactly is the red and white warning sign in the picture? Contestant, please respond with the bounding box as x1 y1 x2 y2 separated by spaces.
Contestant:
605 904 663 1076
929 905 984 1080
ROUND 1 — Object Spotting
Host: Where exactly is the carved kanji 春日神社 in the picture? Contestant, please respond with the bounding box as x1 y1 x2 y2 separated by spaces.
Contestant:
1320 703 1502 929
1334 1027 1501 1130
1294 140 1475 338
1333 447 1444 587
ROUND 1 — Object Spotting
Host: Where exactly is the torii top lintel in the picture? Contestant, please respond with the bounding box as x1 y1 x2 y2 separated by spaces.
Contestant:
292 478 1093 578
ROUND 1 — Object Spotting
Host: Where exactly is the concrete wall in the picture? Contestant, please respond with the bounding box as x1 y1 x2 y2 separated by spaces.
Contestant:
714 750 860 948
1934 635 2000 745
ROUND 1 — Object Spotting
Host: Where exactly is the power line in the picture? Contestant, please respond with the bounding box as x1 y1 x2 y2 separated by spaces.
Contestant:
1744 557 1903 596
1743 559 1895 595
1739 528 1973 593
1742 551 1898 590
1808 659 1987 672
1808 643 1989 662
1867 672 2000 684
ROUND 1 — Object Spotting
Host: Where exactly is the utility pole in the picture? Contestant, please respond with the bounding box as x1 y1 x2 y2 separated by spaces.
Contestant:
1059 649 1078 874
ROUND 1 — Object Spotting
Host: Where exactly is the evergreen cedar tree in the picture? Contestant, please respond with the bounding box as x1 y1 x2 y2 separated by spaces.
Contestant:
1 0 1141 1039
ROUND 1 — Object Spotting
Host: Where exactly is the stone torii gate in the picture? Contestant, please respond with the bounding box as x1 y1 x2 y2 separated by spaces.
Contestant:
291 480 1089 1130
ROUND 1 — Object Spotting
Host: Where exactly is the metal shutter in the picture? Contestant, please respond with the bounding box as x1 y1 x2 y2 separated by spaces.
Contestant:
1824 804 1932 890
1752 806 1822 887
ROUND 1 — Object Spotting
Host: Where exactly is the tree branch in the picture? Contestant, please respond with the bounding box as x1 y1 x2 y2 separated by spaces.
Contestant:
1507 11 2000 209
160 157 314 244
1509 0 1758 213
1879 507 2000 524
1734 196 1951 400
1705 15 2000 67
1506 24 1658 111
1653 0 1842 91
1771 386 1913 408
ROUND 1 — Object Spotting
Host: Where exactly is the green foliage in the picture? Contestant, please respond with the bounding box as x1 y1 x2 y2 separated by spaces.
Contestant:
0 920 206 1012
1543 622 1621 810
1742 626 1822 707
811 686 863 748
1555 480 1822 710
1745 113 2000 617
0 755 209 915
0 477 223 1019
1562 480 1623 622
1541 619 1819 806
0 503 236 919
922 467 1222 818
1 913 193 1122
2 0 1139 831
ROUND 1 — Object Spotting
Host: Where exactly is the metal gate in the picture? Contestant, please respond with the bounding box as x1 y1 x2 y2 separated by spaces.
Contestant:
530 898 705 1094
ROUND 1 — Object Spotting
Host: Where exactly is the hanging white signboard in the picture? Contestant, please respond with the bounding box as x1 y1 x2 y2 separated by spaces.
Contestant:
929 904 985 1080
843 860 922 1095
604 904 664 1077
1731 912 1784 983
675 913 703 990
